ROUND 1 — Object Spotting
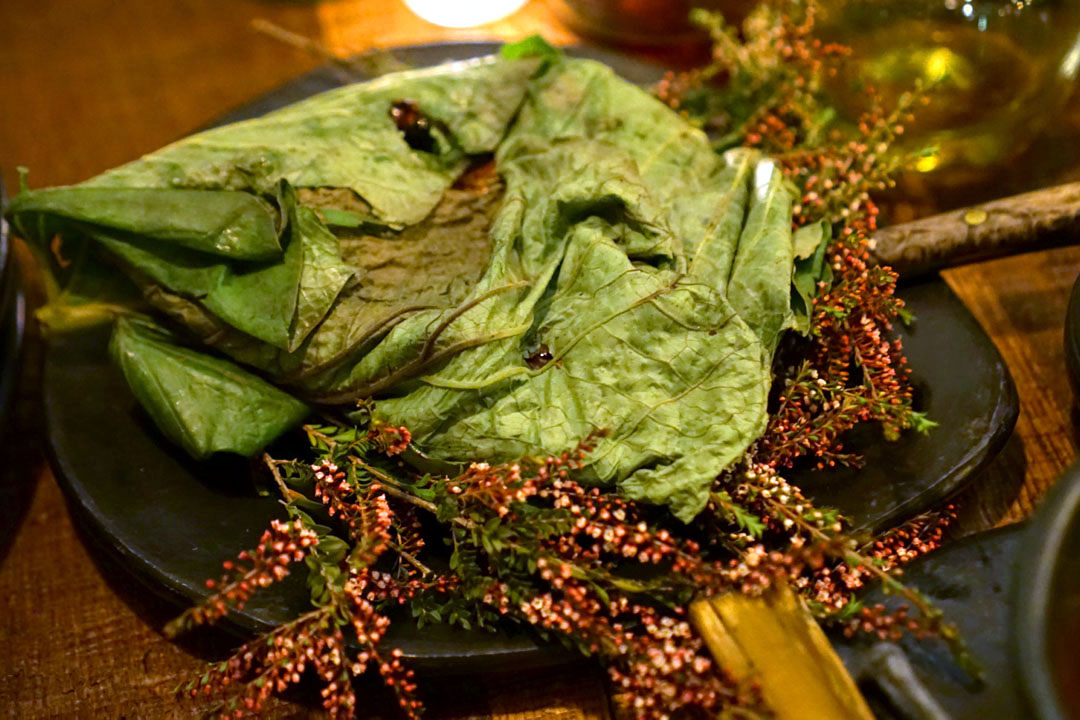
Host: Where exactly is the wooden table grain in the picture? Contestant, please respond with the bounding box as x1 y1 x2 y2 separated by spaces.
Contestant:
0 1 1076 718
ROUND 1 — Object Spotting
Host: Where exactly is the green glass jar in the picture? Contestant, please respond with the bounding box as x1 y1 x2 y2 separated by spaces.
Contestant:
549 0 757 46
816 0 1080 175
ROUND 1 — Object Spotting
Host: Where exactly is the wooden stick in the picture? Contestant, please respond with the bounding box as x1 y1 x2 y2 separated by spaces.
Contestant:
871 181 1080 278
250 18 408 81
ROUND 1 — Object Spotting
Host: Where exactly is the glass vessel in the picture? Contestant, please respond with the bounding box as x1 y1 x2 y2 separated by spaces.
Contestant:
549 0 756 46
816 0 1080 176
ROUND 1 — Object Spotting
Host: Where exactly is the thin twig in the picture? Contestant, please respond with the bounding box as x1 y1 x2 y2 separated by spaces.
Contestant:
251 18 408 82
355 460 479 532
263 453 291 497
389 540 434 577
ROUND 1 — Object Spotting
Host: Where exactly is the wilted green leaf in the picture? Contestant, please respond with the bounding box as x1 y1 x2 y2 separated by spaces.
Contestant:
13 55 804 521
7 186 284 260
83 56 542 226
357 59 798 520
791 220 833 333
109 317 309 459
93 223 303 349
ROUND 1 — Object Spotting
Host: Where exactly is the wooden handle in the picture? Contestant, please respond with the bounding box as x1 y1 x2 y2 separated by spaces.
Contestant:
871 181 1080 278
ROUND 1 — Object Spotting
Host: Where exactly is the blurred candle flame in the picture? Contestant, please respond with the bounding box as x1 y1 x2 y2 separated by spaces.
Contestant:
403 0 529 28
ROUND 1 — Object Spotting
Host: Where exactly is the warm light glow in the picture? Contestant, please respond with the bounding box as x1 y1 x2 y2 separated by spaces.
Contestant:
402 0 529 28
915 151 941 173
925 48 952 84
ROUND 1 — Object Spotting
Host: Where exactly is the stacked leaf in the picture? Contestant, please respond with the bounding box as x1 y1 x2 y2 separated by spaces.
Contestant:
7 49 803 520
110 318 309 459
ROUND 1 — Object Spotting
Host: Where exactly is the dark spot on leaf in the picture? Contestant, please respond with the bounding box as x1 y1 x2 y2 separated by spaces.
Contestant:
525 343 553 369
391 99 436 153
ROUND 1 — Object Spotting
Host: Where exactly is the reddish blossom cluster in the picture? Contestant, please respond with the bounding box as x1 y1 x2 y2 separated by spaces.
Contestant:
781 93 915 231
483 578 755 719
360 568 460 607
176 463 427 719
344 570 422 718
723 462 958 632
657 1 849 149
737 11 851 152
187 610 347 717
759 194 917 470
761 365 865 469
312 460 393 565
605 599 754 720
447 460 531 516
166 519 318 635
307 624 358 718
367 423 412 456
381 441 764 717
460 437 727 590
869 505 955 571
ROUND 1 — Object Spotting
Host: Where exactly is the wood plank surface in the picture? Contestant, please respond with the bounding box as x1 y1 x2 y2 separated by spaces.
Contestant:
1 1 1077 718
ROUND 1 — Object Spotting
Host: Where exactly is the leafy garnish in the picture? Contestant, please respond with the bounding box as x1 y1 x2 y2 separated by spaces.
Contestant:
500 35 562 64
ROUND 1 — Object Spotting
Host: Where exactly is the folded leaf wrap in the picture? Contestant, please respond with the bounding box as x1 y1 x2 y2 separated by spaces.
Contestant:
363 59 797 520
9 53 799 519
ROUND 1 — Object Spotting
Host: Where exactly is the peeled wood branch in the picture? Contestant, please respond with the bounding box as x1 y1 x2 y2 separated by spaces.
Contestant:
871 181 1080 278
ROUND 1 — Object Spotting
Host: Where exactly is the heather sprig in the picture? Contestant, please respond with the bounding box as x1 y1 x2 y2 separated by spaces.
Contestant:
660 0 932 469
706 461 973 674
171 414 960 719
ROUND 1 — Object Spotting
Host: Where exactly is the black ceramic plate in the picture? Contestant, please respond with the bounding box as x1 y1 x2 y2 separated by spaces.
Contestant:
42 43 1018 674
0 180 22 433
0 286 25 433
836 525 1032 720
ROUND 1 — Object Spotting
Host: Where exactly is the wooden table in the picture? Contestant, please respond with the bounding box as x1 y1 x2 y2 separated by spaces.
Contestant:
1 1 1076 717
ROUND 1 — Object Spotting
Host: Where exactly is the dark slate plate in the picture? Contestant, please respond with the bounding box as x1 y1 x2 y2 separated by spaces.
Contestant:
41 43 1018 674
0 179 23 433
836 525 1031 720
0 285 25 433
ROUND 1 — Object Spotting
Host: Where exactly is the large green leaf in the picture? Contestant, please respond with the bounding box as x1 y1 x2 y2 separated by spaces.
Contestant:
10 54 800 520
12 180 355 351
92 224 303 349
346 59 796 520
126 172 504 386
110 318 309 459
7 187 283 260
